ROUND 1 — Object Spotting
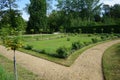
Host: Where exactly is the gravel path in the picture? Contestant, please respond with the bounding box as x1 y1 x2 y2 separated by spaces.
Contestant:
0 40 120 80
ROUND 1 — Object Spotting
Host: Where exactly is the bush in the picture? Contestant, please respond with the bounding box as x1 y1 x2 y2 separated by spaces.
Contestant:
83 42 92 46
115 34 120 38
88 34 92 37
67 38 70 41
56 47 68 58
72 41 84 50
101 36 107 41
23 44 33 50
91 38 98 43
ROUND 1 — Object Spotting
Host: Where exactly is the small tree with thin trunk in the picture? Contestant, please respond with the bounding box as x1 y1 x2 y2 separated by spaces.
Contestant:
0 28 23 80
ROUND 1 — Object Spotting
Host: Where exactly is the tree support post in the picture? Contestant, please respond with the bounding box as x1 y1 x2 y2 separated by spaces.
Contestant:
13 50 18 80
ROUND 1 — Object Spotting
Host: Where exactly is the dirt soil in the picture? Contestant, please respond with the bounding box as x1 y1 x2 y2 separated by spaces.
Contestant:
0 39 120 80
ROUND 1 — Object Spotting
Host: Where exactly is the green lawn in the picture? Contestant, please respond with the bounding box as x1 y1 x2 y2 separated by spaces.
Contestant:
0 65 14 80
18 34 104 66
102 43 120 80
24 34 101 54
0 54 42 80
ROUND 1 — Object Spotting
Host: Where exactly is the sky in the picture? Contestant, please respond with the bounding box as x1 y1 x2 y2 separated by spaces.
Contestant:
16 0 120 21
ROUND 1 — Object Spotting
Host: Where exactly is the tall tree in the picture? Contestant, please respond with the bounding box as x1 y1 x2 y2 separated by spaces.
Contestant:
56 0 102 21
110 4 120 18
27 0 47 34
0 0 20 28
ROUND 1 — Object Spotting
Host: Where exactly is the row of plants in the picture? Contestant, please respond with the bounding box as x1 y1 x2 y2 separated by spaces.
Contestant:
23 34 120 59
66 25 120 33
0 65 14 80
22 34 66 42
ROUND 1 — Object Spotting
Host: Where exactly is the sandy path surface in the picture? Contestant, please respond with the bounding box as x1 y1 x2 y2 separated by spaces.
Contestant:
0 40 120 80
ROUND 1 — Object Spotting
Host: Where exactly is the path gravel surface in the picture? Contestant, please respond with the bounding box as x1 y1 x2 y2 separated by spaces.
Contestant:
0 40 120 80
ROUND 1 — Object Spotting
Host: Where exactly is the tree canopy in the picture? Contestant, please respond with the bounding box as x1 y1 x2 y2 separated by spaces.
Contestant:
27 0 47 34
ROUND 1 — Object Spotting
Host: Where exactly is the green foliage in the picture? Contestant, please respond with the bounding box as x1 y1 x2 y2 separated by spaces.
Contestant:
66 25 120 33
23 45 33 50
0 9 26 32
67 37 70 41
0 27 23 51
91 38 98 43
115 34 120 38
57 0 102 20
103 43 120 80
23 44 33 50
110 4 120 18
5 36 23 50
72 41 84 50
56 47 68 58
23 34 100 54
0 65 14 80
27 0 47 33
100 36 107 41
0 27 11 44
83 42 92 46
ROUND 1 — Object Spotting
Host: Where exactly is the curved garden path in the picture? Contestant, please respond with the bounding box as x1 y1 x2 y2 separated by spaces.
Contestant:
0 39 120 80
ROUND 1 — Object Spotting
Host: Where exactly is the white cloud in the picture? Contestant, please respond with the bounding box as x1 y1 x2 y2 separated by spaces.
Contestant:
101 0 120 6
22 12 29 21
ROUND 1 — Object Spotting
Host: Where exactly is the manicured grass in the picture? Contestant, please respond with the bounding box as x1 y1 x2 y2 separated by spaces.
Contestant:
19 34 119 66
0 54 42 80
19 40 104 66
24 34 101 54
102 43 120 80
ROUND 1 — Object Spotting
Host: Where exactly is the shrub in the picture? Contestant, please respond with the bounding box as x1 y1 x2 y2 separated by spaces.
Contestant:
67 38 70 41
115 34 120 38
88 34 92 37
72 41 84 50
56 47 68 58
23 44 33 50
104 34 110 39
101 36 107 41
83 42 92 46
91 38 98 43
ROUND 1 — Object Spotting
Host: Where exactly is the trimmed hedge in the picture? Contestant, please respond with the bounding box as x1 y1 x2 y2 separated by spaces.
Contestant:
66 25 120 33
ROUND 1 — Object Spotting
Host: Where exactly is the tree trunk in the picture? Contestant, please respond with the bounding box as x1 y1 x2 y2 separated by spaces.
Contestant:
13 50 18 80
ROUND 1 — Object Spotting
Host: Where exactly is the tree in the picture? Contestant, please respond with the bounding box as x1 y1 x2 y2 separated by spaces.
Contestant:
0 1 25 80
47 10 65 32
110 4 120 18
56 0 102 21
27 0 47 34
102 4 120 25
0 0 26 32
102 4 111 17
110 4 120 25
55 0 102 31
0 28 23 80
0 9 26 31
